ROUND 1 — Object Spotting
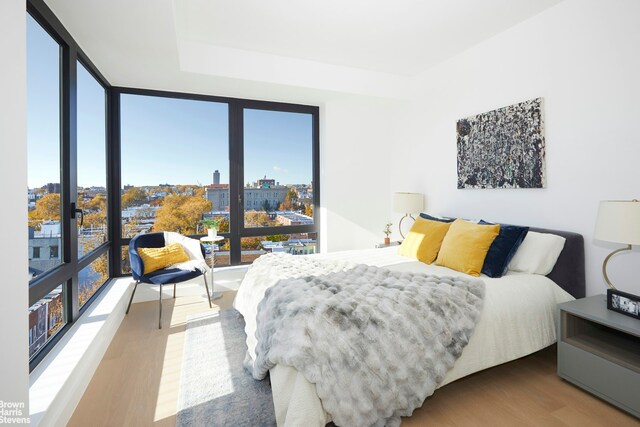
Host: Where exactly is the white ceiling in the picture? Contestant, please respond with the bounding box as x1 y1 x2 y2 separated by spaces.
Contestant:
46 0 563 100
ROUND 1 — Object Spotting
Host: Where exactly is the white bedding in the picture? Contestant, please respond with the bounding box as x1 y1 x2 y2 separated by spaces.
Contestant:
233 246 574 426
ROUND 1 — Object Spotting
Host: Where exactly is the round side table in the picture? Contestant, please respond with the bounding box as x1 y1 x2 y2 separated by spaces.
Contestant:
200 235 225 300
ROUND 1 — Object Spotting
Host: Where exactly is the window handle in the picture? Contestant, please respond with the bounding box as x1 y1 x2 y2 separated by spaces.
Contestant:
71 202 84 227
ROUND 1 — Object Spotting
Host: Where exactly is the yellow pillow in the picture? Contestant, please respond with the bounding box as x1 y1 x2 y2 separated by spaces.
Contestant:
397 216 452 264
435 219 500 276
138 243 190 274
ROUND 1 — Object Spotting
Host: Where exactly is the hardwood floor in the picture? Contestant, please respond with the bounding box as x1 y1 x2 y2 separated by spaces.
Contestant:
70 291 639 427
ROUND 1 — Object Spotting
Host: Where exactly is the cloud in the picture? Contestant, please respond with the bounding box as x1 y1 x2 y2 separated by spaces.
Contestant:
273 166 288 173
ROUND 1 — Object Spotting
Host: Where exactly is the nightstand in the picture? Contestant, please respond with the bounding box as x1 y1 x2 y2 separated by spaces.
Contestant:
375 241 400 248
558 295 640 418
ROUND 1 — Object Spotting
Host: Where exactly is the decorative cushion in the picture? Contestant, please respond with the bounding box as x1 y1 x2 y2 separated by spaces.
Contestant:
508 231 566 275
138 243 190 274
143 268 203 285
479 220 529 278
436 219 500 277
397 216 452 264
418 213 455 223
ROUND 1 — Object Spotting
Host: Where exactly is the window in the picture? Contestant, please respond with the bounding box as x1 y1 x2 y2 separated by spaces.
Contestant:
79 253 109 307
26 6 113 368
77 61 107 258
29 284 65 359
243 109 314 229
240 233 317 263
27 14 62 279
120 95 229 239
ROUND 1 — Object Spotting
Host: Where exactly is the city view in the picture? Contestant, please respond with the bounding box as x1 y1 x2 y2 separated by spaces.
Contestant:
27 16 316 361
27 173 315 358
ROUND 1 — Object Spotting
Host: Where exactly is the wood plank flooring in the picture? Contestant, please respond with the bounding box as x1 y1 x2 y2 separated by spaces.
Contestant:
69 291 640 427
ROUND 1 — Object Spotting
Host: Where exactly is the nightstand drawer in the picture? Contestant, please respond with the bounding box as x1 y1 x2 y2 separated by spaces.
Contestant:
558 341 640 417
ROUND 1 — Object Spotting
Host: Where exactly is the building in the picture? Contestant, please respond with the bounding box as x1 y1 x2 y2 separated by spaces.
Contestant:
43 182 61 194
275 211 313 226
205 177 289 211
28 287 63 358
28 222 62 279
213 170 220 185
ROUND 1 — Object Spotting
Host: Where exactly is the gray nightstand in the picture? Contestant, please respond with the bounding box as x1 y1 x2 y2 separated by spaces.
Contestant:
558 295 640 418
375 241 400 248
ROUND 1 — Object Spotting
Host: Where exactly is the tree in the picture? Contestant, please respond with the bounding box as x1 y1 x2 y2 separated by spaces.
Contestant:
217 217 230 233
153 194 212 234
121 187 147 208
304 203 313 217
244 211 276 227
29 193 61 228
278 189 299 211
262 199 271 212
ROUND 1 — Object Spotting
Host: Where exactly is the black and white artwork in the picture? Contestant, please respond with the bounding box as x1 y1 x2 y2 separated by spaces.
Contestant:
456 97 545 189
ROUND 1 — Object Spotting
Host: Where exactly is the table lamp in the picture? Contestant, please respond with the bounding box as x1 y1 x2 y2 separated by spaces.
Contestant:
594 200 640 290
393 192 424 238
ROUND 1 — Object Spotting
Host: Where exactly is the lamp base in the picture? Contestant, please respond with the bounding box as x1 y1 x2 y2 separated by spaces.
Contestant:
602 244 632 290
398 214 416 239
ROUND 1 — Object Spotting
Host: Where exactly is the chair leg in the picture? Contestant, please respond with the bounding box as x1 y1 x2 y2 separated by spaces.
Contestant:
126 281 139 314
173 283 176 299
203 274 213 309
159 283 163 329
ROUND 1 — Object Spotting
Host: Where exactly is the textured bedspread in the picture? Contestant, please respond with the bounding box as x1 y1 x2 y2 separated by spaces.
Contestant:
245 254 485 427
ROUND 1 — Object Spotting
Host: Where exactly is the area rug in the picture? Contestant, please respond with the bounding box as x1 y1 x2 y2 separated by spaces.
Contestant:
176 309 276 427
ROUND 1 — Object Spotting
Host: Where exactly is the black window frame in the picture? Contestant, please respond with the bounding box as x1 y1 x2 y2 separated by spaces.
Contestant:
27 0 113 370
113 89 320 271
27 0 321 370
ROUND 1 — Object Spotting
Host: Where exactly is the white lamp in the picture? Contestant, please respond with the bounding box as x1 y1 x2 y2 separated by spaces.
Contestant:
393 192 424 238
594 200 640 289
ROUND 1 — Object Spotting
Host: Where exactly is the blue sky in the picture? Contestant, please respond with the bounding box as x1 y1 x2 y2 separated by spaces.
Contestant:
28 15 313 190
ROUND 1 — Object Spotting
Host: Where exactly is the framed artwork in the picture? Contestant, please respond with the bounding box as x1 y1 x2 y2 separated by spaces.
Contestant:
457 97 545 189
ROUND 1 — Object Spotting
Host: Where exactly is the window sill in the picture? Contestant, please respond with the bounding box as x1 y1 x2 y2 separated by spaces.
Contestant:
28 277 133 427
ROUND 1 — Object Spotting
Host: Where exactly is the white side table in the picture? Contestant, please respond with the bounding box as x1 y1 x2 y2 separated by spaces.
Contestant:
200 236 225 300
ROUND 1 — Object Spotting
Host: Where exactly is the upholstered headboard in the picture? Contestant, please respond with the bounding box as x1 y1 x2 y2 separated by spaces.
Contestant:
528 227 586 299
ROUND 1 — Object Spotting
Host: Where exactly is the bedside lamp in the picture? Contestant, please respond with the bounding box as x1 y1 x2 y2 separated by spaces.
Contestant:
594 200 640 290
393 192 424 238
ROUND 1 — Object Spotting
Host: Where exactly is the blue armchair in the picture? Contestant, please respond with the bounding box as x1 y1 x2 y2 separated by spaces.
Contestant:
127 232 212 328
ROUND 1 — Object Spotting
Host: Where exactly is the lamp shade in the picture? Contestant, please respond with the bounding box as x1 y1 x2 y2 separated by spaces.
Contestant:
393 192 424 214
594 200 640 245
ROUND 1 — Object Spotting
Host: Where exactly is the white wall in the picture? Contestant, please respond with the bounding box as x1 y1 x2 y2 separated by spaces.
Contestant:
320 96 400 252
393 0 640 297
0 0 29 415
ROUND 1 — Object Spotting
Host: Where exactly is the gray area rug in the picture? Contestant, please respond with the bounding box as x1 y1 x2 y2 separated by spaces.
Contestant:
176 309 276 427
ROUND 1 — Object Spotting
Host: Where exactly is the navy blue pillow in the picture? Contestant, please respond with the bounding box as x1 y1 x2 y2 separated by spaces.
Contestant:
419 213 455 223
479 220 529 278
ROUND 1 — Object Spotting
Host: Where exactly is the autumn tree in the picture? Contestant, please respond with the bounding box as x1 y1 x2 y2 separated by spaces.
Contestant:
216 217 230 233
153 194 212 234
121 187 148 208
278 189 299 211
78 194 107 230
244 211 276 228
29 193 61 228
304 203 313 217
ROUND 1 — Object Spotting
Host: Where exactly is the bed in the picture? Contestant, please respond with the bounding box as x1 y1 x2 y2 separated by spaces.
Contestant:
233 227 585 426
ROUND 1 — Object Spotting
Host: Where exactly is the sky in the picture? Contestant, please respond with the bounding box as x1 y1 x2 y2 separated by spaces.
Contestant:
27 15 313 190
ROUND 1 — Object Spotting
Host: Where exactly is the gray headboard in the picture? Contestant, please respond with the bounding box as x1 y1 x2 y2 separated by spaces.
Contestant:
528 227 586 299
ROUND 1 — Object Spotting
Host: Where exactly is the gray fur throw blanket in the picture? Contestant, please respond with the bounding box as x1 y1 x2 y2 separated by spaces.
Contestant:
248 260 485 427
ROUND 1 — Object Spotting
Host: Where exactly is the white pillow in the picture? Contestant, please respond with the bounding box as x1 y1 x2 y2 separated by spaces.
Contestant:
507 231 566 275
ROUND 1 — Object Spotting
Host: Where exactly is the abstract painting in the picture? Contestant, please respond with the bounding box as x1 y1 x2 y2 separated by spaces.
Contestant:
456 97 545 189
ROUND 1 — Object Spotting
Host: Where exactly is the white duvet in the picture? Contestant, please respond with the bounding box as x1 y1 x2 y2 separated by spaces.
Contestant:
233 247 574 426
